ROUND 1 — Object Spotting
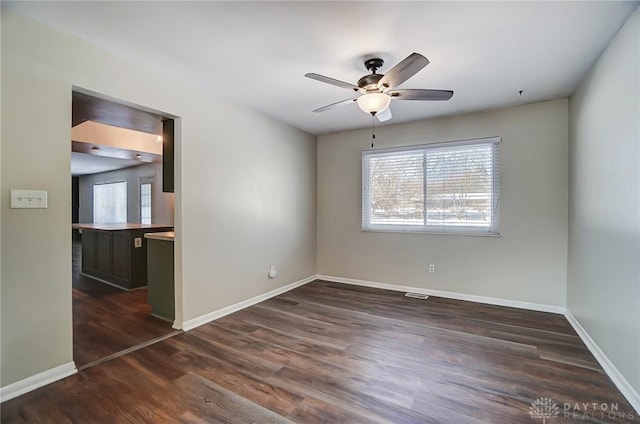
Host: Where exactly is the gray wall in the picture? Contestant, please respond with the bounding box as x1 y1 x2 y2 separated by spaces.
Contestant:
1 9 317 387
78 162 174 225
317 99 569 307
568 7 639 393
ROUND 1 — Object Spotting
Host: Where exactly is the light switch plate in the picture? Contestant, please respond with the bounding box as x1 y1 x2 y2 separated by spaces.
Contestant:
11 189 48 209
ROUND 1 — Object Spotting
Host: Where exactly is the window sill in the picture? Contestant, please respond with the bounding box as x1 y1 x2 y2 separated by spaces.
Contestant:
362 227 501 237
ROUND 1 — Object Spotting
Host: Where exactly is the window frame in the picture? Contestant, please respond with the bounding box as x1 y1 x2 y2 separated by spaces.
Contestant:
362 136 501 236
139 178 153 225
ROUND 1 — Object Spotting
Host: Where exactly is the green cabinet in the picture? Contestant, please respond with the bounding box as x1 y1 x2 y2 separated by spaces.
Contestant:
146 235 175 321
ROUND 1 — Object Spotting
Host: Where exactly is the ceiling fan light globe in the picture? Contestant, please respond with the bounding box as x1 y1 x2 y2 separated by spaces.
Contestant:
357 93 391 115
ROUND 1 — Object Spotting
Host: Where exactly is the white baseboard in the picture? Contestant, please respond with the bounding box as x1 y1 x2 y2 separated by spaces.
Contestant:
0 362 77 403
181 275 317 331
564 310 640 414
317 274 566 314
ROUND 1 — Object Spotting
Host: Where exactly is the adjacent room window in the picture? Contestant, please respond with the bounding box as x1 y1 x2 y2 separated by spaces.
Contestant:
93 181 127 224
362 136 501 235
140 182 152 225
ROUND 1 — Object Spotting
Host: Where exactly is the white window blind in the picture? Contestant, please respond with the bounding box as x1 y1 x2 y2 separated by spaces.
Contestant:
362 137 500 235
93 181 127 224
140 183 152 225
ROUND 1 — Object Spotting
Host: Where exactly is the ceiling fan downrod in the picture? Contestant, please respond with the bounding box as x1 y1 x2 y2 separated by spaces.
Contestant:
364 58 384 74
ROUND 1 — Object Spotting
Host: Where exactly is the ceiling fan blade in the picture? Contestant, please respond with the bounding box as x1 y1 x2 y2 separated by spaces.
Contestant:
305 73 360 91
378 53 430 90
389 89 454 101
312 98 357 113
375 107 392 122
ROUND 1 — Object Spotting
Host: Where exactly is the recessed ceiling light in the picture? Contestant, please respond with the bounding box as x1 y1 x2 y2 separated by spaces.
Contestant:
135 154 142 159
91 146 100 151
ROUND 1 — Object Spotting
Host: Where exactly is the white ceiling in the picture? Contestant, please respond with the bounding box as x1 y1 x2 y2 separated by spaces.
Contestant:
71 152 146 177
7 1 639 135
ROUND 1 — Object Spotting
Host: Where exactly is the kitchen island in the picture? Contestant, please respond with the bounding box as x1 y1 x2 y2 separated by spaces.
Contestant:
73 223 174 290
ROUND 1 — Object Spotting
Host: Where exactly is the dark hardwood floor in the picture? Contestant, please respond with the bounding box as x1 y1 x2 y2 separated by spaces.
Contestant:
72 241 177 368
3 280 637 423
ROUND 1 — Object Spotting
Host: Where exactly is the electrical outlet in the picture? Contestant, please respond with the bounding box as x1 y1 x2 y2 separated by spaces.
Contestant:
268 265 277 278
429 264 435 273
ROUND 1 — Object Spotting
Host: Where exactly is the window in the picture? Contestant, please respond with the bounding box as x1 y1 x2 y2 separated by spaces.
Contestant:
362 137 500 235
93 181 127 224
140 182 152 225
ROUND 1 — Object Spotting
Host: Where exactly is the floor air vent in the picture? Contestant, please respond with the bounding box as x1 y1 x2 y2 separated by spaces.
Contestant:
405 292 429 300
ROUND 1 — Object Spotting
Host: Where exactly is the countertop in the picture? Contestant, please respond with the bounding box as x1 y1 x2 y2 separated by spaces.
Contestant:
73 223 174 231
144 231 175 241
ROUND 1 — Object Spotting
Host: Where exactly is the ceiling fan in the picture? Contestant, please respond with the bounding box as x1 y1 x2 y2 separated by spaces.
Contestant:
305 52 453 122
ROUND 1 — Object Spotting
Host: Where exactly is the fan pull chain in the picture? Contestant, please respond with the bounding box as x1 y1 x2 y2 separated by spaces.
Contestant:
371 114 376 149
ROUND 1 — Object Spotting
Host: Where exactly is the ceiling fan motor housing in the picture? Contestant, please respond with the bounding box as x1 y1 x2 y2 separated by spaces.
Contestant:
358 73 383 91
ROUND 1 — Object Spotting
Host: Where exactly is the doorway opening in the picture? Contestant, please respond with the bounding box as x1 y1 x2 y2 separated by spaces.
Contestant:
70 88 180 369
